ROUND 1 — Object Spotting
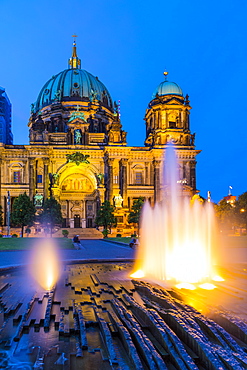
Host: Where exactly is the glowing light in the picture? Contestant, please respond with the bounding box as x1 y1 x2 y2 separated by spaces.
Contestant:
46 270 54 291
132 145 219 288
130 270 145 278
199 283 216 290
176 283 196 290
29 239 61 290
212 275 224 282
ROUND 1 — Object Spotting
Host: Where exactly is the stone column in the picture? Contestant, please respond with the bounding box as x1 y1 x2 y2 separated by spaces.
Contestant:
108 158 114 204
190 161 196 190
185 109 190 130
120 158 128 207
98 186 105 206
165 110 168 129
145 164 148 185
43 158 49 200
153 160 161 203
29 158 35 200
179 110 182 128
66 200 69 227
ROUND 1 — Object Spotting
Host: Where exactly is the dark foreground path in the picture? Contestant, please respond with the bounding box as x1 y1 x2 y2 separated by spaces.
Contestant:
0 239 135 268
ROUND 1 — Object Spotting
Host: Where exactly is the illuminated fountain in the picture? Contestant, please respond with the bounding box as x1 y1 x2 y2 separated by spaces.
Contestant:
133 145 222 289
29 238 61 290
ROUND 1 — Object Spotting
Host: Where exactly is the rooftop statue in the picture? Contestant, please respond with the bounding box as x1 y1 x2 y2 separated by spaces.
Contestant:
54 89 61 101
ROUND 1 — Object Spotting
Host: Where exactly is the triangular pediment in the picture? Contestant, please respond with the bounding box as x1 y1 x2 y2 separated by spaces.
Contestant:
165 97 184 105
68 110 87 124
68 118 87 125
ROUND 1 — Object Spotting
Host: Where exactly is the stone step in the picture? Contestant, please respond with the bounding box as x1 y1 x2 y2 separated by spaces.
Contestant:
53 228 103 239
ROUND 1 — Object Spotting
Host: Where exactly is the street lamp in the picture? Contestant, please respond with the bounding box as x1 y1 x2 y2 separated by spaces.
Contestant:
6 191 10 236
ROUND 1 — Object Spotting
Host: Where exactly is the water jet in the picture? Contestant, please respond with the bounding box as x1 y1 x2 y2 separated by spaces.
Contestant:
132 145 221 288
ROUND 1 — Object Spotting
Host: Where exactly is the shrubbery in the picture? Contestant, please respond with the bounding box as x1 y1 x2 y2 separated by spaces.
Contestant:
62 230 69 238
102 229 109 238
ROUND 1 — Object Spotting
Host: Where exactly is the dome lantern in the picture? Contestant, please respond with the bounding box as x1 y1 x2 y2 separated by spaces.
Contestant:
68 35 81 69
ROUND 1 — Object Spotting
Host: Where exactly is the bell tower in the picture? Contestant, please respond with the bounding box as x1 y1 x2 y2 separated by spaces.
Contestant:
144 72 195 148
145 72 200 194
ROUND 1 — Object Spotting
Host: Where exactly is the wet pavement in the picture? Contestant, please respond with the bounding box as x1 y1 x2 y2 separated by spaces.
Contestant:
0 262 246 370
0 240 246 369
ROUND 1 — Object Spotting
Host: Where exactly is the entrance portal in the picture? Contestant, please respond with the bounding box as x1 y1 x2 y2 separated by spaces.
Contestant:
58 167 98 229
87 218 93 228
74 214 81 228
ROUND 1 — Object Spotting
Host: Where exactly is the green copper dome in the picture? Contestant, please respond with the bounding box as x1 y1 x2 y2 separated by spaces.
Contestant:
152 72 183 98
34 41 113 112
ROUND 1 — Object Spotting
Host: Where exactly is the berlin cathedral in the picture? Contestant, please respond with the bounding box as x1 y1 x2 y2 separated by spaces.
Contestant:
0 40 200 232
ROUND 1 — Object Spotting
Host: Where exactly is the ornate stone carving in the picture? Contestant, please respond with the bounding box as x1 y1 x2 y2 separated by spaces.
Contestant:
66 152 90 166
68 110 85 123
61 174 93 192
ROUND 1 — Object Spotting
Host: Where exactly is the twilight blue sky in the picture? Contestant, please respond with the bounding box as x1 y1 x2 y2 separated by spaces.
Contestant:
0 0 246 202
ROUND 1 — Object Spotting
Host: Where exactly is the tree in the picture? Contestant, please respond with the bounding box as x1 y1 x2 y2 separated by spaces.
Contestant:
127 197 144 234
40 197 63 236
11 193 36 237
215 198 234 232
234 192 247 232
95 201 116 236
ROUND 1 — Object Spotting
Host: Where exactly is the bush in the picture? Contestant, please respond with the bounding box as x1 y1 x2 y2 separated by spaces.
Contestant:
62 230 69 238
116 233 122 237
131 233 137 237
12 234 18 238
25 227 31 234
102 229 109 238
0 234 3 238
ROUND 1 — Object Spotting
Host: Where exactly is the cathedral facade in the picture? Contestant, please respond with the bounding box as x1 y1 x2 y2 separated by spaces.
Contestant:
0 42 200 231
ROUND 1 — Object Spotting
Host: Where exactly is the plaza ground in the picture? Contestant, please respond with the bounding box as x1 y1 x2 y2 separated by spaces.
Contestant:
0 239 135 269
0 235 245 269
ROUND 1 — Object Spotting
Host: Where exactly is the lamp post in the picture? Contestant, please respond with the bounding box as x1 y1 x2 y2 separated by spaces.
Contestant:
239 208 246 235
6 191 10 236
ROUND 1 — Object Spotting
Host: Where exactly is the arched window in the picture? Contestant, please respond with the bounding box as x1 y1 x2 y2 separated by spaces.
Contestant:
10 163 24 183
